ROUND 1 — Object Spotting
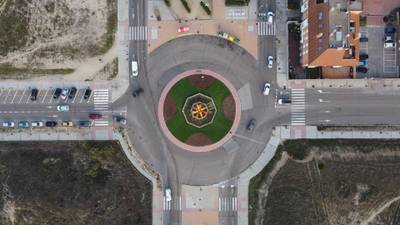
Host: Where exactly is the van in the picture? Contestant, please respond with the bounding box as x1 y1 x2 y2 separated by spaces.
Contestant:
131 61 138 77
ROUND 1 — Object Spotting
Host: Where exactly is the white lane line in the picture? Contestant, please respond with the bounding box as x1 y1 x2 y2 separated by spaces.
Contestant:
10 90 18 104
3 89 11 104
218 198 221 211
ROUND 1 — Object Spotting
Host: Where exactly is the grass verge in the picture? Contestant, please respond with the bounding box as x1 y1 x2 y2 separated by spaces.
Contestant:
0 63 74 77
166 77 233 142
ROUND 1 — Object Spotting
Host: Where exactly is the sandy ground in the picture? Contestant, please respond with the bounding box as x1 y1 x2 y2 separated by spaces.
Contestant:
0 0 117 80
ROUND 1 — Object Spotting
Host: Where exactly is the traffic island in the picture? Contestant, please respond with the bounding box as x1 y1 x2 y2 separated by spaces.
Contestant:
158 69 241 152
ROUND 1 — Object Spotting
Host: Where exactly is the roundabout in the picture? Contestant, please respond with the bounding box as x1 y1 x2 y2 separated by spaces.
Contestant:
124 34 277 185
158 69 241 152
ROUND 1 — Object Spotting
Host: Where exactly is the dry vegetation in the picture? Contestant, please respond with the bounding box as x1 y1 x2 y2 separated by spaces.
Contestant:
249 139 400 225
0 0 117 78
0 141 152 225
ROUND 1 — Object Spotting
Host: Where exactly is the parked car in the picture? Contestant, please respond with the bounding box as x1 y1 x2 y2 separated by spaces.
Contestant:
385 26 396 34
267 56 274 68
83 88 92 100
113 115 127 125
132 87 144 98
356 66 368 73
57 104 70 112
60 88 70 100
79 120 92 127
30 88 38 101
359 54 368 60
62 121 74 127
178 26 189 33
2 121 14 128
359 60 368 66
278 98 292 104
131 61 138 77
53 88 62 99
267 12 274 23
165 188 172 202
18 121 30 128
384 34 394 42
31 121 43 127
263 82 271 95
246 119 256 131
45 121 57 127
384 41 396 48
68 87 77 99
359 37 368 42
89 113 102 119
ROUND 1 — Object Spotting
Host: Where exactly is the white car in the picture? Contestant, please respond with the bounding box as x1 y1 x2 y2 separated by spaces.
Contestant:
57 104 70 112
60 88 70 100
267 56 274 68
384 41 396 48
31 121 44 127
2 121 14 128
131 61 138 77
263 82 271 95
165 188 172 202
267 12 274 23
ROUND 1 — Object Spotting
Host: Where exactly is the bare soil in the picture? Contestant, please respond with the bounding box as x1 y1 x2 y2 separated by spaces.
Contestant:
185 132 213 146
0 0 117 79
188 74 215 89
222 94 235 121
164 95 177 120
250 139 400 225
0 141 152 225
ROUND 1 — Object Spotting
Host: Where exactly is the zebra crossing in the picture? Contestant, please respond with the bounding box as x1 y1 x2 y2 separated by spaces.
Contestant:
128 26 148 40
163 196 181 211
257 21 275 36
218 197 237 211
93 89 109 127
291 89 305 126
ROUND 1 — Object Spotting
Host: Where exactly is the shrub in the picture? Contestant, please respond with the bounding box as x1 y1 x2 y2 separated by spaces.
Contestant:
200 1 212 15
164 0 171 7
181 0 191 13
225 0 250 6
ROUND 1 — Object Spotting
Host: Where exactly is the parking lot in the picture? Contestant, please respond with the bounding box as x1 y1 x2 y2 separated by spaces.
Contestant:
357 26 398 78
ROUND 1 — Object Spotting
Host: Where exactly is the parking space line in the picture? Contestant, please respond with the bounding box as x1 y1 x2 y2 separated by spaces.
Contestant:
35 90 41 104
48 89 54 104
18 90 26 104
42 90 48 103
79 93 85 104
72 90 79 103
10 90 18 104
3 89 11 104
25 92 30 104
87 92 93 104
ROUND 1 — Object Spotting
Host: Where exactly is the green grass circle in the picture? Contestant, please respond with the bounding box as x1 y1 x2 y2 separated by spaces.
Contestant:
165 76 234 143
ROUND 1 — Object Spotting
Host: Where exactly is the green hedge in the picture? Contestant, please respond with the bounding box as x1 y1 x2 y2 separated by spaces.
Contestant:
181 0 191 13
164 0 171 7
200 1 212 15
225 0 250 6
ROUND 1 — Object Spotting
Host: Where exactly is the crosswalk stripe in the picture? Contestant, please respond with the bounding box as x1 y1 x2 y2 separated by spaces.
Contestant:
129 26 148 40
291 88 305 126
257 22 275 36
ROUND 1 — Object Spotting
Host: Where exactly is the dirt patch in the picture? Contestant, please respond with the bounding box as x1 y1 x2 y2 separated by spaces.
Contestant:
222 94 235 121
185 132 213 146
164 95 177 120
250 139 400 225
0 0 117 79
188 74 215 89
0 141 152 225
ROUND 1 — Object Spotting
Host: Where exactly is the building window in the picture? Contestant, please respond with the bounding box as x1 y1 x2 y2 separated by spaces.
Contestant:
318 12 323 20
318 23 323 29
316 0 324 4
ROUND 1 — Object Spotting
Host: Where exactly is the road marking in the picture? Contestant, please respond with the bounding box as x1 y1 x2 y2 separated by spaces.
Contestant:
3 89 11 104
42 89 49 103
291 88 305 126
10 90 17 104
72 90 79 103
257 21 275 36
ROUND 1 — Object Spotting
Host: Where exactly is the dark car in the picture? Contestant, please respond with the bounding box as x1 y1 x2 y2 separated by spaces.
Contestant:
79 120 92 127
359 37 368 42
45 121 57 127
359 54 368 60
132 87 144 98
385 26 396 34
89 113 102 119
356 66 368 73
53 88 62 99
68 87 77 99
30 88 38 101
246 119 256 131
83 88 92 100
113 115 127 125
